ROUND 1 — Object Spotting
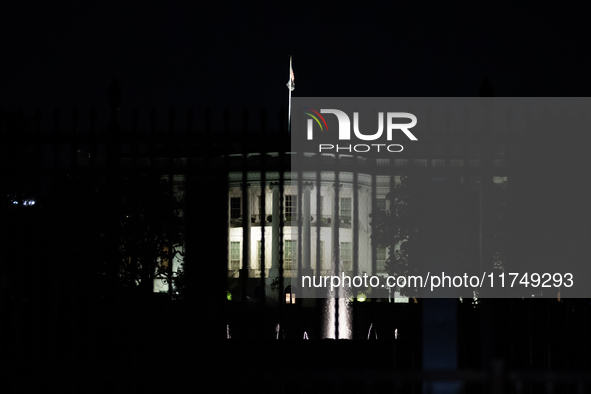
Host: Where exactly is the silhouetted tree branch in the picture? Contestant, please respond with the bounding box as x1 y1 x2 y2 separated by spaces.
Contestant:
118 174 185 300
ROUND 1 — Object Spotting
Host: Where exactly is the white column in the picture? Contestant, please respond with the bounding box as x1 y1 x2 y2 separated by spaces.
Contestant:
241 183 250 278
269 182 281 277
302 182 314 276
330 183 342 271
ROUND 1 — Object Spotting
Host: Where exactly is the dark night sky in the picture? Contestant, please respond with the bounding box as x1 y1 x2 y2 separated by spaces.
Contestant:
2 1 590 131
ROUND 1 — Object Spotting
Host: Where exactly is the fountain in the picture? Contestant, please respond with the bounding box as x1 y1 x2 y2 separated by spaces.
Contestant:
323 297 353 339
323 258 353 339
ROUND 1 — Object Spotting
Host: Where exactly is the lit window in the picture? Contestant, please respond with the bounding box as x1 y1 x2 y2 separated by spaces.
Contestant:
341 242 352 271
161 245 170 271
230 241 241 270
340 198 351 221
377 198 386 211
284 240 294 270
230 197 241 219
285 195 297 221
285 285 295 304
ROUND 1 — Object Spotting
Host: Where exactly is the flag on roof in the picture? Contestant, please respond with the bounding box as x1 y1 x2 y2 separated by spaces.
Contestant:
287 57 295 91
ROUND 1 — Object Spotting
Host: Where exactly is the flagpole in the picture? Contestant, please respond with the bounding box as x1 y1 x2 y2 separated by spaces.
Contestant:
288 55 292 134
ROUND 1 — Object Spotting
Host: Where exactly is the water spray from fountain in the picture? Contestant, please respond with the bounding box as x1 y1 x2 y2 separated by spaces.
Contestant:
227 324 231 339
367 323 378 339
323 257 353 339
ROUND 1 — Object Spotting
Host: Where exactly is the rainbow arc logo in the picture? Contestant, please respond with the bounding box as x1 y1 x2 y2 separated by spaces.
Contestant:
302 107 329 132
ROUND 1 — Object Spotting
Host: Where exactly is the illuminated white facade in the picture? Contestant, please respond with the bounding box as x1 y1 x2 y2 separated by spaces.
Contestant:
227 167 402 302
225 151 509 303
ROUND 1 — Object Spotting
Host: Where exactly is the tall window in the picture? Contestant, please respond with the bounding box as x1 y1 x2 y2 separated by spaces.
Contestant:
285 195 297 220
319 240 324 269
340 198 351 222
230 241 241 270
377 247 387 273
341 242 352 271
284 240 294 270
230 197 241 219
161 245 170 271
